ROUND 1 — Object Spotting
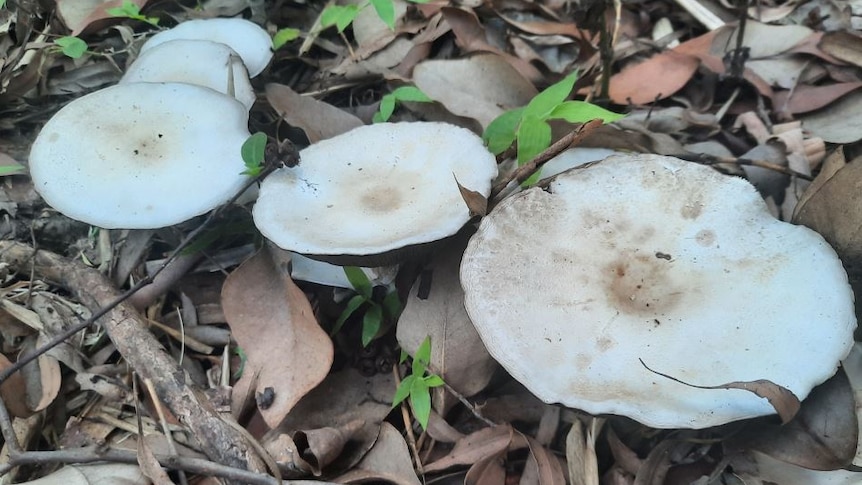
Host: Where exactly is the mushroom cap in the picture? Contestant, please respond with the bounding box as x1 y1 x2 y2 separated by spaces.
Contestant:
122 39 256 110
460 154 856 429
29 82 251 229
253 122 498 262
140 18 273 77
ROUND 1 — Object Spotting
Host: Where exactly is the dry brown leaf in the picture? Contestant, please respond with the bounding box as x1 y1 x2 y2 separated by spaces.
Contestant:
726 370 857 471
793 155 862 275
292 419 365 475
412 54 537 129
819 31 862 68
774 83 862 115
465 452 507 485
454 175 489 217
17 464 149 485
739 450 862 485
800 90 862 143
441 7 542 82
522 434 566 485
608 50 700 104
396 241 497 413
424 424 514 473
716 380 801 424
57 0 150 36
334 422 421 485
0 352 30 418
137 434 175 485
265 83 364 143
223 249 333 428
711 21 813 59
20 339 61 413
276 367 395 472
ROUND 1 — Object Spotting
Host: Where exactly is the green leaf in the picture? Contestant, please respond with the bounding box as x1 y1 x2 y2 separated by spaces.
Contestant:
54 36 88 59
424 374 445 387
106 0 159 25
399 348 409 364
523 71 578 120
412 336 431 377
361 304 383 347
240 132 267 176
0 164 24 176
343 266 373 299
273 28 301 49
321 5 361 32
516 116 552 165
333 294 366 335
382 290 401 319
548 100 625 124
392 375 415 407
483 108 524 155
370 0 396 30
410 378 432 429
375 94 396 123
391 86 432 102
233 346 247 379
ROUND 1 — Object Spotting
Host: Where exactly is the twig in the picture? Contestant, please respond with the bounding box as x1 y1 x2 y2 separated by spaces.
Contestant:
393 365 424 475
428 363 497 428
489 119 604 203
0 446 281 485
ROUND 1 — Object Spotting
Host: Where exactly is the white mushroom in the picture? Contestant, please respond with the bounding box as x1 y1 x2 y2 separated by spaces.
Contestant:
122 39 256 110
460 154 856 429
253 122 498 264
140 18 273 77
29 83 251 229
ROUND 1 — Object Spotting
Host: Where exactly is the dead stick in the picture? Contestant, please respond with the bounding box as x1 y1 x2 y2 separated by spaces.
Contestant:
0 241 267 477
490 119 604 202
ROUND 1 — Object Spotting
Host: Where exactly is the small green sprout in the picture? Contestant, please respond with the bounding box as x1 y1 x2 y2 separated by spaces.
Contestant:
483 72 624 184
106 0 160 27
0 159 24 177
373 86 432 123
321 0 429 33
392 336 445 430
241 132 267 176
334 267 401 347
54 36 88 59
273 28 301 50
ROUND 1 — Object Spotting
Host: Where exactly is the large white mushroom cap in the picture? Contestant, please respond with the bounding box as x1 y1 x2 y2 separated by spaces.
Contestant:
460 154 856 429
29 82 251 229
140 18 273 77
253 122 498 261
122 39 256 110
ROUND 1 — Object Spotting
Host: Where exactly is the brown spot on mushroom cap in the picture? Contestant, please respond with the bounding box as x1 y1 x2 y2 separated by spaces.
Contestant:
605 250 683 316
360 186 402 213
461 154 856 429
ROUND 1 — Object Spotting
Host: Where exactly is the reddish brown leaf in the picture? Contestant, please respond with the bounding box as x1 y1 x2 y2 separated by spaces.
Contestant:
717 380 801 424
818 31 862 68
223 249 333 428
774 83 862 115
608 51 699 104
334 423 421 485
465 452 507 485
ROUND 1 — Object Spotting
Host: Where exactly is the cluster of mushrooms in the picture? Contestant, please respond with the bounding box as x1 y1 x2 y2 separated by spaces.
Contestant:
29 18 273 229
28 18 857 432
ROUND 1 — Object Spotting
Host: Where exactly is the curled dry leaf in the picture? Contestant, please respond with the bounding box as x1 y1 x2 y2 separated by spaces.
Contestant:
222 248 333 428
793 155 862 276
292 419 365 475
265 83 363 143
424 424 514 473
726 370 858 471
334 423 421 485
818 31 862 68
774 83 862 116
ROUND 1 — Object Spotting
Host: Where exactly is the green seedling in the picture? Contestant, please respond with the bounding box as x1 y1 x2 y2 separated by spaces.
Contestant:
241 132 267 176
106 0 160 27
54 36 88 59
0 159 24 176
392 336 445 430
334 267 401 347
273 28 301 50
373 86 432 123
321 0 429 33
483 71 624 184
